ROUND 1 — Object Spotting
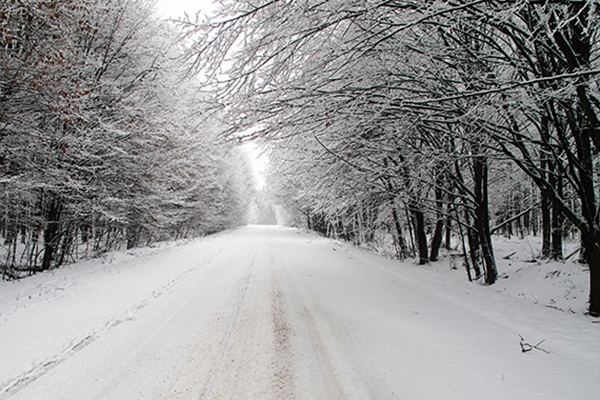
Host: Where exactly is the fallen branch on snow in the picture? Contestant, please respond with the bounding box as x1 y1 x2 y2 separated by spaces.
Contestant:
519 335 551 354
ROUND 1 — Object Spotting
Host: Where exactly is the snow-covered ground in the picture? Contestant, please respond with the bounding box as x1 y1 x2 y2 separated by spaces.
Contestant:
0 226 598 399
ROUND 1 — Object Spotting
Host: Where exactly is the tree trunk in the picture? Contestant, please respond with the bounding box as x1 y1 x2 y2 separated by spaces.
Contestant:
582 233 600 317
391 206 408 259
429 218 444 262
410 202 428 265
473 155 497 284
453 205 473 282
444 214 452 251
537 112 554 259
41 196 63 271
551 173 563 260
429 185 444 262
445 183 456 251
541 193 551 259
588 253 600 317
404 205 416 256
57 224 73 267
463 208 482 279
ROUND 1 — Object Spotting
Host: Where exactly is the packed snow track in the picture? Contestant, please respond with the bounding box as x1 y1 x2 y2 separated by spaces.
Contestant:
1 226 598 399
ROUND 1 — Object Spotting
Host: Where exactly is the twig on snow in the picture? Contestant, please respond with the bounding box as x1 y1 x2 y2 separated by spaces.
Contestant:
564 247 581 261
519 335 551 354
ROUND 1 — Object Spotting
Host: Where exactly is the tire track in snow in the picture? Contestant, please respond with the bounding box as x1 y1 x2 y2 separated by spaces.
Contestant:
274 241 380 399
0 247 229 399
194 247 260 399
270 258 296 399
273 245 347 399
197 237 299 399
1 334 96 398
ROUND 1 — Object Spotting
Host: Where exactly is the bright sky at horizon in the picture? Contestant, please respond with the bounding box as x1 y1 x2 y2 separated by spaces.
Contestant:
241 142 268 191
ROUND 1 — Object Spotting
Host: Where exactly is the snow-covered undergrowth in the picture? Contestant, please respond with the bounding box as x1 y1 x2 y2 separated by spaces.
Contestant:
491 236 587 315
359 233 590 317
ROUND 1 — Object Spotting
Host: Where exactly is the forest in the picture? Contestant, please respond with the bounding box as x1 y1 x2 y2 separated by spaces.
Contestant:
0 1 254 278
1 0 599 317
184 0 600 316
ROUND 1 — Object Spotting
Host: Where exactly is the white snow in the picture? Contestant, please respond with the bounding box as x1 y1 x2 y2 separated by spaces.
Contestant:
0 226 598 399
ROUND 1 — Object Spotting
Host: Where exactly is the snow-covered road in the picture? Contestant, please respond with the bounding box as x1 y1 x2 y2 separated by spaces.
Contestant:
1 226 598 399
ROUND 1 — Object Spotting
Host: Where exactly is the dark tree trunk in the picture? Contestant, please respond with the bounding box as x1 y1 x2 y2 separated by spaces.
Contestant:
452 153 484 278
588 253 600 317
541 194 551 259
404 205 416 256
551 173 563 260
391 206 408 259
523 206 530 235
57 225 73 267
429 218 444 262
466 227 481 277
411 203 428 265
445 180 457 251
538 113 554 258
454 206 473 281
41 196 63 271
582 233 600 317
430 185 444 262
464 207 482 279
381 160 410 259
444 213 452 251
473 155 497 284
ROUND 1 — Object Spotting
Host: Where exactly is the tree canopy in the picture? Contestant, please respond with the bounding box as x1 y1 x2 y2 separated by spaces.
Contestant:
184 0 600 316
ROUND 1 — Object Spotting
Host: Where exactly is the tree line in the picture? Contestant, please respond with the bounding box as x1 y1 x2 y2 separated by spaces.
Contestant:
186 0 600 316
1 0 254 278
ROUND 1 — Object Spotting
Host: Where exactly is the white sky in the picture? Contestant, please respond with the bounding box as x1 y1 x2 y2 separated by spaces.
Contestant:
241 142 268 191
154 0 217 19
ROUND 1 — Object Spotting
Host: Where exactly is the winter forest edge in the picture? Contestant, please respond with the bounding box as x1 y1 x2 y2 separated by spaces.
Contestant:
2 0 600 318
0 1 255 277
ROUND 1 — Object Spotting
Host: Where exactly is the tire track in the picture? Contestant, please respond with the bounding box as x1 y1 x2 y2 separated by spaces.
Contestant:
272 245 346 399
270 264 296 400
274 242 376 399
194 247 260 399
1 334 96 398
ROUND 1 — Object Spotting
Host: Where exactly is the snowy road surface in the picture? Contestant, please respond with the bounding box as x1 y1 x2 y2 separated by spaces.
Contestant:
1 226 599 399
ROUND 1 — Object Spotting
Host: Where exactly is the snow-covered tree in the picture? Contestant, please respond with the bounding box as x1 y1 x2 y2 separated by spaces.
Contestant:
184 0 600 316
1 0 253 277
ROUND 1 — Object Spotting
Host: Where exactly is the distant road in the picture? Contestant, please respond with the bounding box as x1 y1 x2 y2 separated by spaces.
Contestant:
3 226 598 399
